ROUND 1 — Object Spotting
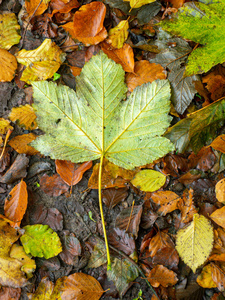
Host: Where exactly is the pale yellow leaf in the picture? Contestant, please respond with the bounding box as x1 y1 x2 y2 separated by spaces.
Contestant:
176 214 214 273
108 20 129 49
131 170 166 192
0 49 17 82
16 39 66 82
0 13 21 50
124 0 156 9
9 104 37 130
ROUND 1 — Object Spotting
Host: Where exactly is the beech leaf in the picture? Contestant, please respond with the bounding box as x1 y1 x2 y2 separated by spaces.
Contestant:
124 0 156 9
108 20 129 49
176 214 214 273
0 13 21 50
9 104 37 130
0 49 17 82
131 170 166 192
31 51 174 169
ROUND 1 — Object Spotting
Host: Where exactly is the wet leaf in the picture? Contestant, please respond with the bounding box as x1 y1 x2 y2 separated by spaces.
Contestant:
0 118 13 134
101 41 134 72
40 174 69 197
31 51 174 170
211 262 225 292
63 2 107 46
188 146 216 171
211 134 225 153
4 180 28 223
55 160 92 186
115 205 143 238
151 191 182 216
126 61 167 92
176 214 214 273
9 133 39 155
25 0 50 17
210 206 225 229
147 265 178 287
16 39 66 82
31 206 63 231
87 239 107 269
102 187 128 208
30 277 54 299
20 224 62 259
108 228 136 257
131 170 166 192
0 13 21 50
165 98 225 153
9 104 37 130
108 20 129 49
197 264 217 288
107 257 139 297
161 0 225 76
0 49 17 82
59 231 81 265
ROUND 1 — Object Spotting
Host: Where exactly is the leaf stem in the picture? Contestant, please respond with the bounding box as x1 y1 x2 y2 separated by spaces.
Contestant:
98 155 111 270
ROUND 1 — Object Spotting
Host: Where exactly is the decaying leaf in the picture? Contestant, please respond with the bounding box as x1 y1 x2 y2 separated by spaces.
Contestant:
0 13 21 50
16 39 66 82
151 190 182 216
176 214 214 273
210 206 225 229
211 134 225 153
126 60 167 92
9 133 39 155
102 187 128 208
40 174 69 197
55 160 92 186
0 118 13 134
108 20 129 49
9 104 37 130
87 239 107 269
147 265 178 287
4 180 27 223
215 178 225 204
161 0 225 76
0 49 17 82
108 228 136 257
178 188 197 224
59 231 81 265
131 170 166 192
20 224 62 259
211 262 225 292
31 51 174 169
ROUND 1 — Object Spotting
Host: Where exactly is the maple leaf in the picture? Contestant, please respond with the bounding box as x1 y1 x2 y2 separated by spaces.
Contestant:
161 0 225 76
31 51 174 267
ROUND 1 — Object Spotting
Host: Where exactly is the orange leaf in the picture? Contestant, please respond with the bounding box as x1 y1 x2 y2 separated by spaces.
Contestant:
70 66 82 77
147 265 178 287
4 180 28 223
178 188 198 224
55 160 92 186
25 0 50 17
9 104 37 130
215 178 225 204
211 134 225 153
126 61 167 92
151 191 182 216
60 272 104 300
0 49 17 82
9 133 38 155
210 206 225 229
63 2 107 46
209 228 225 262
101 41 134 72
49 0 79 16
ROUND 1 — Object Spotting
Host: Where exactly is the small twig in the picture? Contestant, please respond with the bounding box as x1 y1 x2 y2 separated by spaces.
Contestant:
19 0 43 50
0 129 12 161
94 235 160 300
125 200 135 232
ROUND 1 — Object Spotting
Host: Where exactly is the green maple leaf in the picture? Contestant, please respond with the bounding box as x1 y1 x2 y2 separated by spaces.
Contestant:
31 51 174 267
160 0 225 76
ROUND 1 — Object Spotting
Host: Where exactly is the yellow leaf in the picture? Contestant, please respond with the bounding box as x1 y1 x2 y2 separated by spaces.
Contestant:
16 39 66 82
108 20 129 49
0 13 21 50
9 133 38 155
176 214 214 273
215 178 225 204
25 0 51 17
124 0 156 9
0 49 17 82
0 118 13 134
131 170 166 192
9 104 37 130
197 264 217 288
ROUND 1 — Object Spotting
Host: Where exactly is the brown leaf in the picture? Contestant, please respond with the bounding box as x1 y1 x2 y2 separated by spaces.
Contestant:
9 133 39 156
188 147 216 171
210 206 225 229
60 272 104 300
178 189 198 225
0 286 21 300
4 180 27 223
141 202 158 229
167 0 185 8
163 153 189 176
203 69 225 101
151 191 182 216
211 134 225 153
63 2 107 46
0 154 29 184
108 228 136 257
70 66 82 77
126 61 167 92
101 41 134 72
147 265 178 287
0 49 17 82
59 231 82 265
0 147 11 173
209 228 225 262
211 262 225 291
178 170 201 186
115 205 143 239
102 187 128 208
56 160 92 186
9 104 37 130
40 174 69 197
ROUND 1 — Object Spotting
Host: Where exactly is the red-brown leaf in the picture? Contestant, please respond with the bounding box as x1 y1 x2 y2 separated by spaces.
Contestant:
40 174 69 197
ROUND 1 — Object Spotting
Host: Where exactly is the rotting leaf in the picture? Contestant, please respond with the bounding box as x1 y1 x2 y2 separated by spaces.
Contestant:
20 224 62 259
9 133 39 156
59 231 82 265
87 239 107 269
102 187 128 208
176 213 214 273
108 228 136 257
147 265 178 287
131 170 166 192
0 13 21 50
9 104 37 130
151 190 182 216
40 174 69 197
211 262 225 292
178 188 198 225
